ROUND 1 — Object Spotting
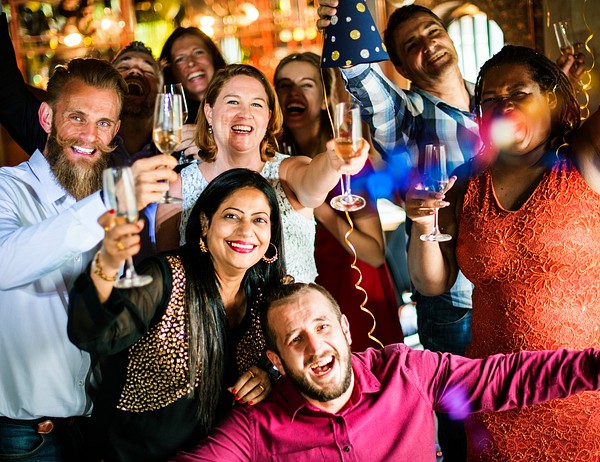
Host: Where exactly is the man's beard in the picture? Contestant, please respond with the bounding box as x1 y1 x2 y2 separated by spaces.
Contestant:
280 343 353 403
46 127 112 200
121 80 155 119
121 95 154 118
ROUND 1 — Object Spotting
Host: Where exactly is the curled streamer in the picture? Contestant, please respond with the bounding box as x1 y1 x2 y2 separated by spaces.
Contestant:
342 211 384 349
578 0 595 120
322 67 383 348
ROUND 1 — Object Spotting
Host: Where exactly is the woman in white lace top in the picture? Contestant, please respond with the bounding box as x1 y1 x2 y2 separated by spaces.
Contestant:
156 64 369 283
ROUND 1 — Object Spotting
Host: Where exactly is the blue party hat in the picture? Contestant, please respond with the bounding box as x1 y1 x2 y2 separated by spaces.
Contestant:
321 0 389 68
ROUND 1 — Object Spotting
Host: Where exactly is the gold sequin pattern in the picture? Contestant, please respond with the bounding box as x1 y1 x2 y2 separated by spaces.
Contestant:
235 292 266 375
117 256 199 412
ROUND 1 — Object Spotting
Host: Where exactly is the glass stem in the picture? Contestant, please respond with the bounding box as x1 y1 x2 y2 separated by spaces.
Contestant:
343 173 352 200
432 208 441 235
125 256 137 279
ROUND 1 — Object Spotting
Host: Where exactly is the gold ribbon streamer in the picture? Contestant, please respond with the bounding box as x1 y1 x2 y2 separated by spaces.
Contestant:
342 210 384 349
321 67 383 349
578 0 594 120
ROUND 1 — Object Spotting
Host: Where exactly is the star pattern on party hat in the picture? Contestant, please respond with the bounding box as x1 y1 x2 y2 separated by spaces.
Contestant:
321 0 389 68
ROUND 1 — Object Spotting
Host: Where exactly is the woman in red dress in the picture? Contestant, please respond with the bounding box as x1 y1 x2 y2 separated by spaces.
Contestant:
274 52 402 350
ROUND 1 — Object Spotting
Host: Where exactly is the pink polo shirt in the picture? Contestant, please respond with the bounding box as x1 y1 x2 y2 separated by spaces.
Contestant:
172 344 600 461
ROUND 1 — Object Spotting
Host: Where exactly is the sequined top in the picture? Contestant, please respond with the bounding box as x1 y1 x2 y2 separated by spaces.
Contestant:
117 256 197 412
179 153 318 283
456 156 600 461
68 253 267 462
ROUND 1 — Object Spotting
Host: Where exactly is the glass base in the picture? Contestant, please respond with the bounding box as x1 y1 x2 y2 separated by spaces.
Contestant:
114 274 153 289
158 194 183 204
420 232 452 242
330 194 366 212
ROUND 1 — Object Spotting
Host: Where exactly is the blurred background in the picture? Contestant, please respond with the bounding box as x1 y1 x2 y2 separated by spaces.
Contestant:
0 0 598 166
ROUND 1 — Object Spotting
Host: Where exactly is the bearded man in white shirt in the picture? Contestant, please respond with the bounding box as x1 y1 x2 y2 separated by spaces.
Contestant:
0 57 175 461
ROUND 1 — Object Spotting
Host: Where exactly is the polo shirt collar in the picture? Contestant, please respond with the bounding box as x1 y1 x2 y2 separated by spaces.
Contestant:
279 354 382 422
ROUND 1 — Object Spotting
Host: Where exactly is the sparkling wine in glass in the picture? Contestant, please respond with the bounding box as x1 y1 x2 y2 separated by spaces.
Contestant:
153 92 183 204
553 21 583 56
102 167 153 288
420 143 452 242
330 102 366 212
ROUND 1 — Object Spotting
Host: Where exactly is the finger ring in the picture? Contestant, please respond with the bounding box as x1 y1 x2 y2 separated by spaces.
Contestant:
248 370 255 379
116 240 125 251
258 385 265 393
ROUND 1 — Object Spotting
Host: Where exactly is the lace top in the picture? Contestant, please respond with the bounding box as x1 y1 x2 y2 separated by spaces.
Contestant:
456 156 600 461
179 153 318 283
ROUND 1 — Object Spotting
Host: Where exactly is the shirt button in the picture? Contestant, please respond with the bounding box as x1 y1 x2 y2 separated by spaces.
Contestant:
336 417 343 423
343 446 350 452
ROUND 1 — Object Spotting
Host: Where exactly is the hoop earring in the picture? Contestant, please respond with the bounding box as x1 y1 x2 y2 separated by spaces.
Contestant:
261 243 278 264
199 237 208 253
208 125 213 134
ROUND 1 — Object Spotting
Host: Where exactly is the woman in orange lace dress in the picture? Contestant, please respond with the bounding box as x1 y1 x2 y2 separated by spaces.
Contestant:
406 45 600 461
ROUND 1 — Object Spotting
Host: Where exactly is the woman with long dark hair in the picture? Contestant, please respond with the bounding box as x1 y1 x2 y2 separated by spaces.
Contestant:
68 168 285 462
160 27 226 122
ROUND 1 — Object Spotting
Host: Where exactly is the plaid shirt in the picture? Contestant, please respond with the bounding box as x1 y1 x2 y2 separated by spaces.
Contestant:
342 63 478 309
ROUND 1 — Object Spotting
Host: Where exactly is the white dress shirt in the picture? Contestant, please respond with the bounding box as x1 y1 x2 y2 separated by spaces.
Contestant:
0 150 106 419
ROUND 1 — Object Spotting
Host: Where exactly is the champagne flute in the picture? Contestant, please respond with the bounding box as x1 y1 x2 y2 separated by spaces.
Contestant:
420 143 452 242
553 20 583 56
164 83 189 123
153 92 183 204
330 102 366 212
164 83 191 166
102 167 153 288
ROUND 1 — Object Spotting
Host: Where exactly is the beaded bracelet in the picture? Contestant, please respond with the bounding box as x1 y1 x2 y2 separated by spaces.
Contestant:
93 250 118 282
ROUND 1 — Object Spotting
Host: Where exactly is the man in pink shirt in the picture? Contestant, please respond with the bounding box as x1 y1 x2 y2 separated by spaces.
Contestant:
172 283 600 461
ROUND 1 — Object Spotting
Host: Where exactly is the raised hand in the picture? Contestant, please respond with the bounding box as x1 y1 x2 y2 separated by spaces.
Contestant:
404 176 455 231
556 52 586 91
316 0 339 30
131 154 178 210
176 124 200 160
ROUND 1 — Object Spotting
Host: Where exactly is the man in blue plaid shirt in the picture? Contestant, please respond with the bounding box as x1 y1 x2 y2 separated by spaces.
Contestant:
318 4 479 461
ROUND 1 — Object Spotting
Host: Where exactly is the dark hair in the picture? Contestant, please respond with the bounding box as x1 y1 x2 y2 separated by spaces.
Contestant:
195 64 283 162
46 58 127 111
475 45 580 146
112 41 162 78
383 5 445 68
113 41 154 63
273 52 337 156
159 27 226 87
262 282 342 354
180 168 286 433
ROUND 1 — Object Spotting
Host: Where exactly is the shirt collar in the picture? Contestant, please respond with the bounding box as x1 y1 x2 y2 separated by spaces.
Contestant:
29 149 74 205
279 354 382 422
412 81 477 114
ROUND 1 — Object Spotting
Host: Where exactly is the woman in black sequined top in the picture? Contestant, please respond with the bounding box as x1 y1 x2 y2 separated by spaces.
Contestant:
68 168 286 462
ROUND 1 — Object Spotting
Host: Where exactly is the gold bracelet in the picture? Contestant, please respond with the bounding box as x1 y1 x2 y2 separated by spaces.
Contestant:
93 250 118 282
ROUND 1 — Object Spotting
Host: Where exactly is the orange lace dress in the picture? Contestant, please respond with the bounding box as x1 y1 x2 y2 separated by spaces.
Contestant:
456 157 600 461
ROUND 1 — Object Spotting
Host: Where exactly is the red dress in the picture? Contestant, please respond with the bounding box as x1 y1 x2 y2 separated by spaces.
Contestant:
456 157 600 461
315 221 403 351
